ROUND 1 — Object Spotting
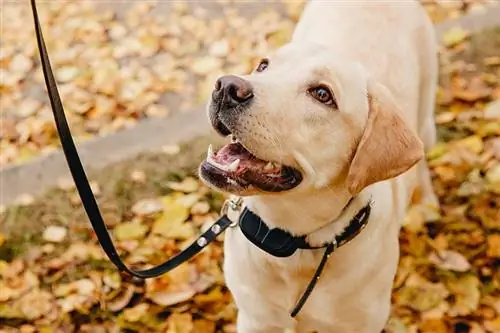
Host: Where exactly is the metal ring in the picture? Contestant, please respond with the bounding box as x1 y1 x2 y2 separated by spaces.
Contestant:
221 197 242 227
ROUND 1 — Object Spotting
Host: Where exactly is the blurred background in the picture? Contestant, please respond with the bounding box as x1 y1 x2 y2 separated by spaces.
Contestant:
0 1 499 332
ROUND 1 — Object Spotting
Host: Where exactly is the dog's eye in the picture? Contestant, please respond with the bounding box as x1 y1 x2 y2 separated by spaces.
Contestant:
256 59 269 72
309 86 336 106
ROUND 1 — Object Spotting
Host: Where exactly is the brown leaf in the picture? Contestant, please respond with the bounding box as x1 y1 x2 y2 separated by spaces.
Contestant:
193 319 216 333
484 317 500 333
107 285 135 312
17 289 54 320
486 234 500 258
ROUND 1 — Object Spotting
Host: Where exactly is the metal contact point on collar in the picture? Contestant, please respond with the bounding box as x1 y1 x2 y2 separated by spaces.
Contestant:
221 196 243 227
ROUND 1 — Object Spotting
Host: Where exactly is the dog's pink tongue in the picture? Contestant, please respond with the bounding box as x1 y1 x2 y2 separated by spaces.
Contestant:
215 142 259 163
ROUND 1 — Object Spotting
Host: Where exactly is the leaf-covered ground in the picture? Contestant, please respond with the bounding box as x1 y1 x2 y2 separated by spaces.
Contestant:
1 1 500 333
0 0 496 167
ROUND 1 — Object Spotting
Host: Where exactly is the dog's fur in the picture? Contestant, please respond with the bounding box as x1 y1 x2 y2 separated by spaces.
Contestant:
205 1 438 332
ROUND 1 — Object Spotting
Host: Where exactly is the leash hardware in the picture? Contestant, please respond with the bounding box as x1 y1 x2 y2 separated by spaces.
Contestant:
221 196 243 227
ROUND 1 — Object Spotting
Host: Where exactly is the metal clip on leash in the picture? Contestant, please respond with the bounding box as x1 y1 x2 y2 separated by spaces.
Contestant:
30 0 234 279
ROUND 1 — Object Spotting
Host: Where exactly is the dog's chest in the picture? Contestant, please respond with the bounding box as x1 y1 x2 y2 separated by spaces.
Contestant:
223 219 400 330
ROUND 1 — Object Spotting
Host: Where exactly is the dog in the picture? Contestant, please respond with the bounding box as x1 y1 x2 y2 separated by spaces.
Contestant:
199 0 438 332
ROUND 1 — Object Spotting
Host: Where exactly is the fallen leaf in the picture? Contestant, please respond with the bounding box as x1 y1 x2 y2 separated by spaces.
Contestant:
130 170 147 183
167 312 194 333
442 27 469 47
191 57 223 76
454 135 484 154
131 198 164 216
484 100 500 120
429 250 471 272
486 234 500 258
17 289 54 320
42 226 68 243
397 275 449 312
162 144 181 155
122 302 149 322
113 220 149 241
54 279 96 297
148 289 196 307
385 317 408 333
152 198 192 239
167 177 199 193
446 275 481 316
107 285 135 312
484 317 500 333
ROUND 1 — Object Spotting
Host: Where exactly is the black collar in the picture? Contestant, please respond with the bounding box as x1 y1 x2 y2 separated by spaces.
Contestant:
237 201 372 317
239 202 372 258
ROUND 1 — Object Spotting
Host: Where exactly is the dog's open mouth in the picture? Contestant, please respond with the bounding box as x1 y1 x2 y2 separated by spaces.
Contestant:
200 136 302 193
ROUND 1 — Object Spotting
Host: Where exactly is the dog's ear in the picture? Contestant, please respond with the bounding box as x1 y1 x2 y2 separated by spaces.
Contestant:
346 81 424 195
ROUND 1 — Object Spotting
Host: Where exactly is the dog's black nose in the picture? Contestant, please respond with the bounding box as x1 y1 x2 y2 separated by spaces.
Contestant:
213 75 253 107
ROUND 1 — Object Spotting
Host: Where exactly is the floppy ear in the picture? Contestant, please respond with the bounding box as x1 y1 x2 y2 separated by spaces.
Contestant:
346 81 424 195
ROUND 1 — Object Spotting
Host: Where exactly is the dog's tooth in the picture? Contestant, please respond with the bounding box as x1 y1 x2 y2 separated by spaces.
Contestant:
231 135 237 143
264 162 274 171
228 159 240 172
207 144 214 158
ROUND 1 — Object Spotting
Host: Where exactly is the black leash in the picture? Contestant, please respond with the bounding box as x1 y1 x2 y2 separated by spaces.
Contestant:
30 0 233 279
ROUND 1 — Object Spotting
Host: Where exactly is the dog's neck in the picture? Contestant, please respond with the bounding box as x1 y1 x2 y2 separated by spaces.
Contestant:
244 183 371 245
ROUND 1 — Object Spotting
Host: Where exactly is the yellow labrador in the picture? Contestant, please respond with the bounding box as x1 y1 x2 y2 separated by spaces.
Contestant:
199 0 438 332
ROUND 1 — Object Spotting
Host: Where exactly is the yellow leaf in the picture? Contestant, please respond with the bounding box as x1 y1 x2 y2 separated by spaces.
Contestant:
427 142 449 161
385 317 407 333
397 275 449 312
446 275 480 316
123 303 149 322
152 199 191 239
167 313 194 333
442 27 469 47
454 135 483 154
114 221 148 241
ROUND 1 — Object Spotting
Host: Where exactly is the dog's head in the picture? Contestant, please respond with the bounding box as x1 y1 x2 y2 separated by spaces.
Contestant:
199 43 423 197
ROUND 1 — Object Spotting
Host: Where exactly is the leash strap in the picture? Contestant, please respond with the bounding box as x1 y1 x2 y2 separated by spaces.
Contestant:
290 242 335 317
30 0 232 278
